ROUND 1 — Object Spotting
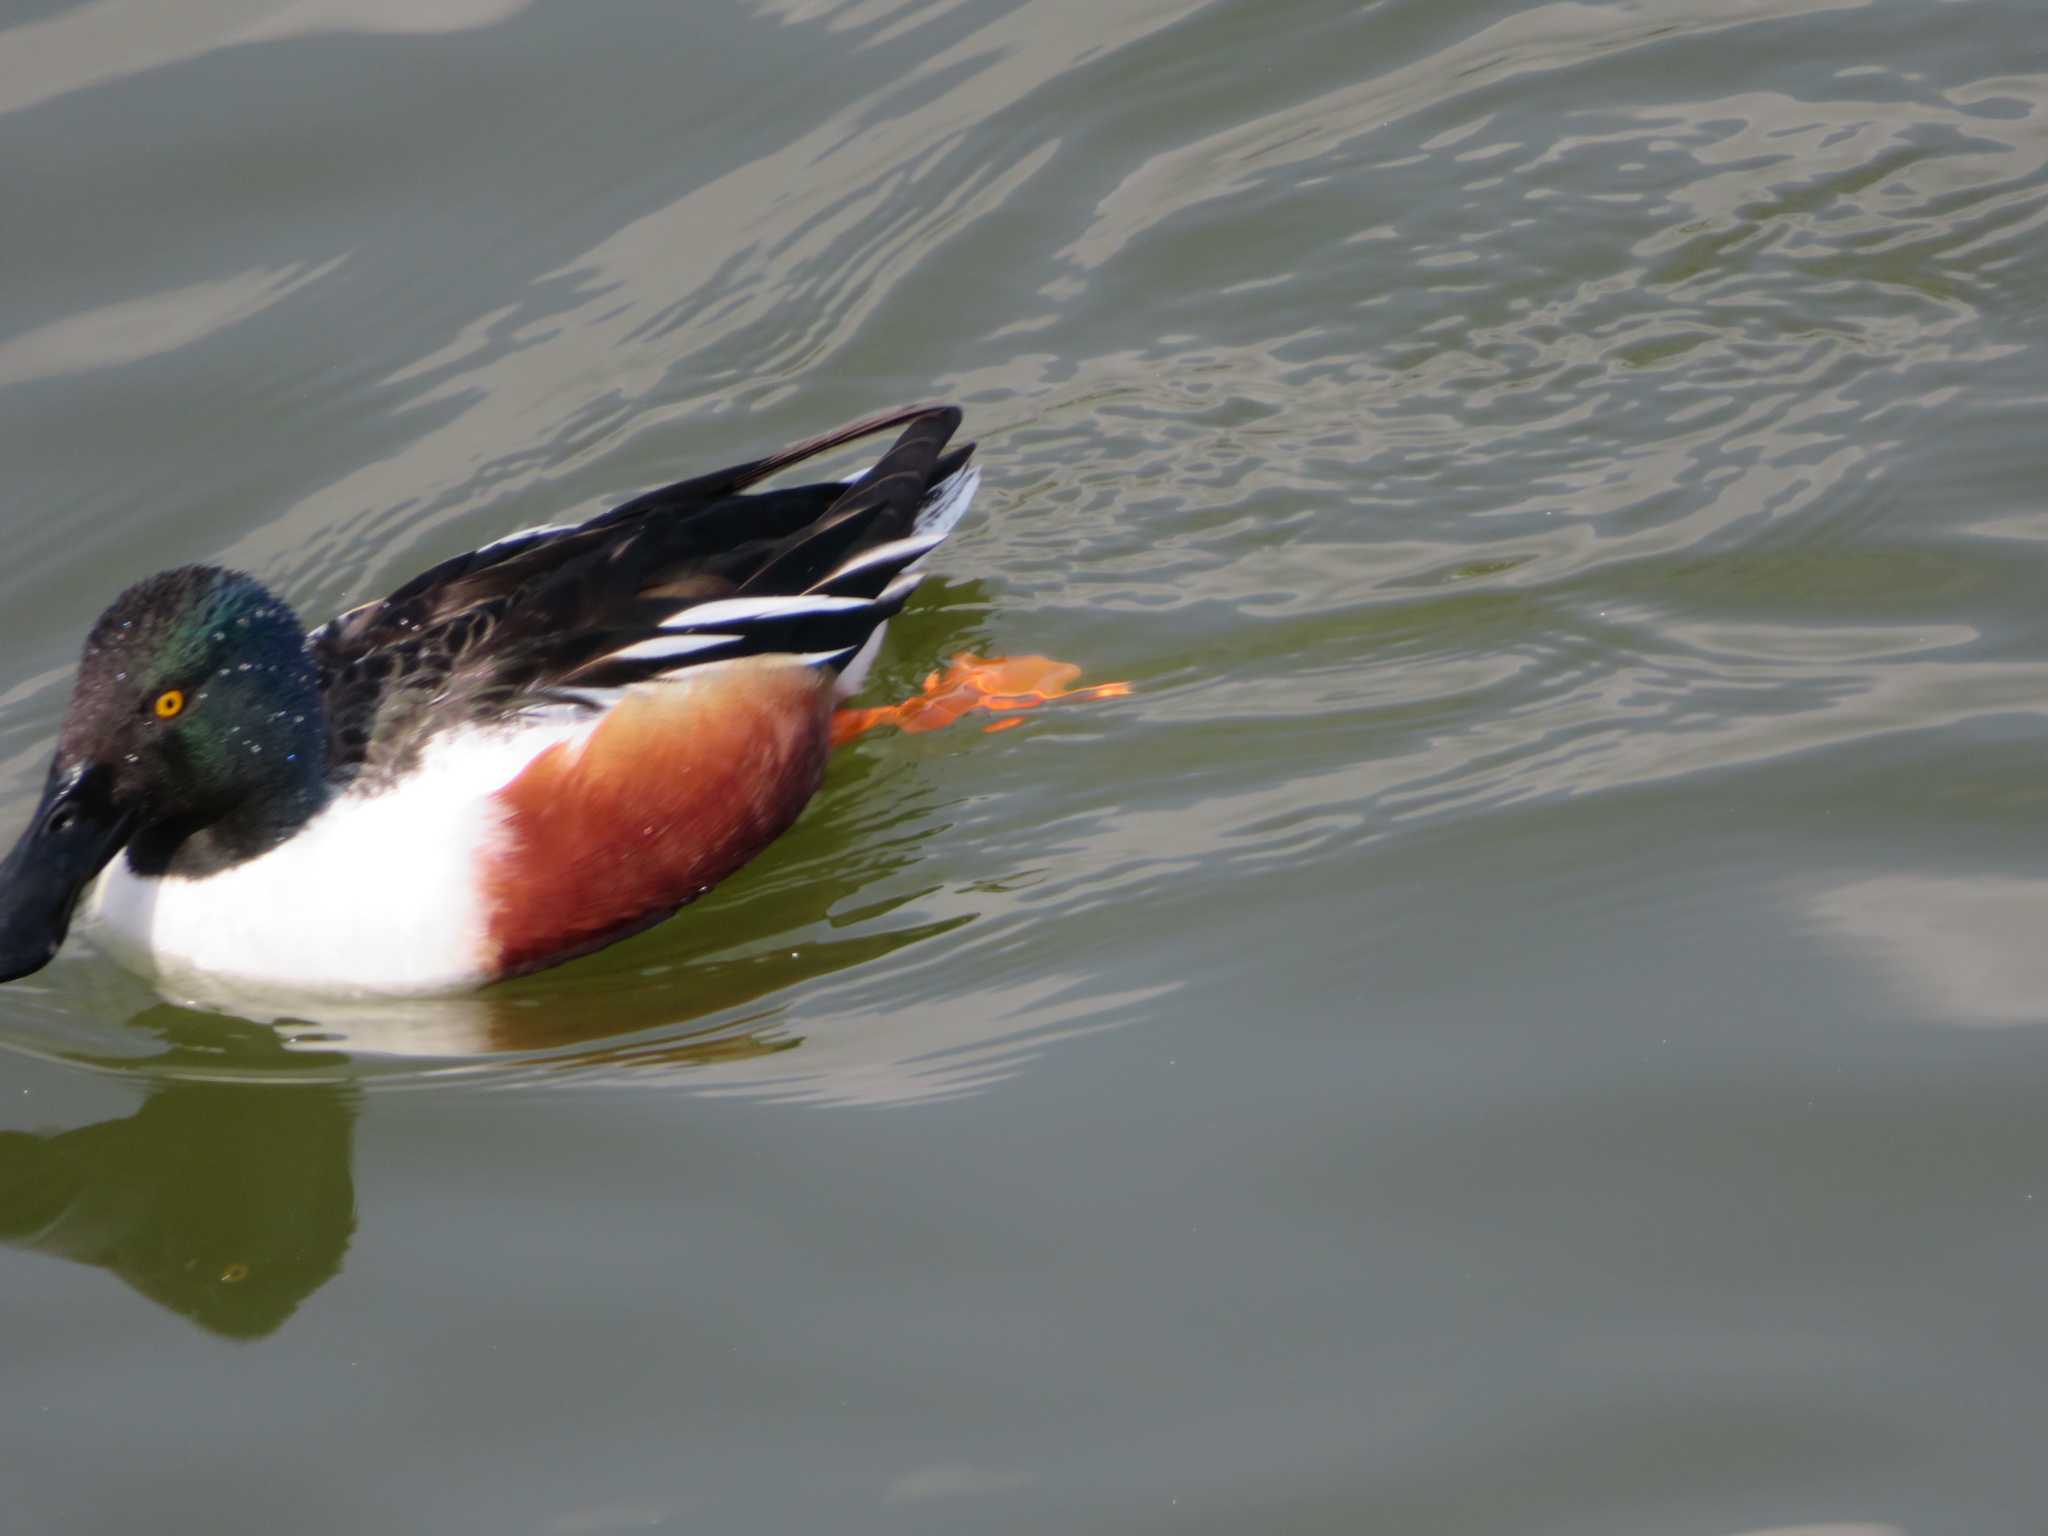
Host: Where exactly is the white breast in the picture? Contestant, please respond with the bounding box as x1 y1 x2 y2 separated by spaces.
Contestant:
81 721 588 1001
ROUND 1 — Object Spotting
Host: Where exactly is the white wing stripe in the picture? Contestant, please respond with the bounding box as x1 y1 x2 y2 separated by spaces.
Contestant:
817 531 947 587
664 594 877 627
600 633 739 664
877 572 924 606
476 521 576 555
834 624 888 697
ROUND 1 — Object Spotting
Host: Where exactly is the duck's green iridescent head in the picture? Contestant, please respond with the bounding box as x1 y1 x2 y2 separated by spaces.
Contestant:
0 566 328 982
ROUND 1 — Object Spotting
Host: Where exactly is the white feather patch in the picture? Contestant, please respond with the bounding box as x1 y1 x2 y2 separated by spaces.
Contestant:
913 463 980 539
83 718 594 997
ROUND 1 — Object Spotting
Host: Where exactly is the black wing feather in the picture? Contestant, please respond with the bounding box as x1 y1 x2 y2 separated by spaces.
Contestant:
311 404 970 785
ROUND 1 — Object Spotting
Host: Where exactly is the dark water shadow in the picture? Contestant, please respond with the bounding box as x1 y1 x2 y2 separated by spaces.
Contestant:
0 1018 355 1340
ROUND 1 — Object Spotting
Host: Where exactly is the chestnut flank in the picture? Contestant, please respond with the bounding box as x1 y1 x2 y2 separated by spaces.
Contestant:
483 661 833 978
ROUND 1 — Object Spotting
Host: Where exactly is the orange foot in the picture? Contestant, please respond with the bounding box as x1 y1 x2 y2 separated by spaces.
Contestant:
831 653 1131 748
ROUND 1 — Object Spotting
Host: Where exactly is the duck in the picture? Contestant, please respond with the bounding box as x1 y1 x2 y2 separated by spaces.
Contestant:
0 403 1077 1000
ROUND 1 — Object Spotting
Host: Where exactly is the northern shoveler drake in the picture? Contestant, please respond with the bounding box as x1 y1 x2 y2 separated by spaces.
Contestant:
0 404 1118 1001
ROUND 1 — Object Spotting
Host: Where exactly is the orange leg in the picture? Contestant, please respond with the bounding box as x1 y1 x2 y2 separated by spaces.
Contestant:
830 653 1131 748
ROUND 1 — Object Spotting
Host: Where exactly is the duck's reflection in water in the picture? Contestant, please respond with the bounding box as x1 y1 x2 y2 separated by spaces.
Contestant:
0 888 1147 1337
0 1038 355 1339
261 909 966 1065
0 956 908 1343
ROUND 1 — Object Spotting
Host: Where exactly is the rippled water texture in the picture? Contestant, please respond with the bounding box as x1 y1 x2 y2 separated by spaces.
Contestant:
4 1 2048 1530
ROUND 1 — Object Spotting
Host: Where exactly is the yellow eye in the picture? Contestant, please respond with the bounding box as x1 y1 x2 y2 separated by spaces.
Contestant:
153 689 185 719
